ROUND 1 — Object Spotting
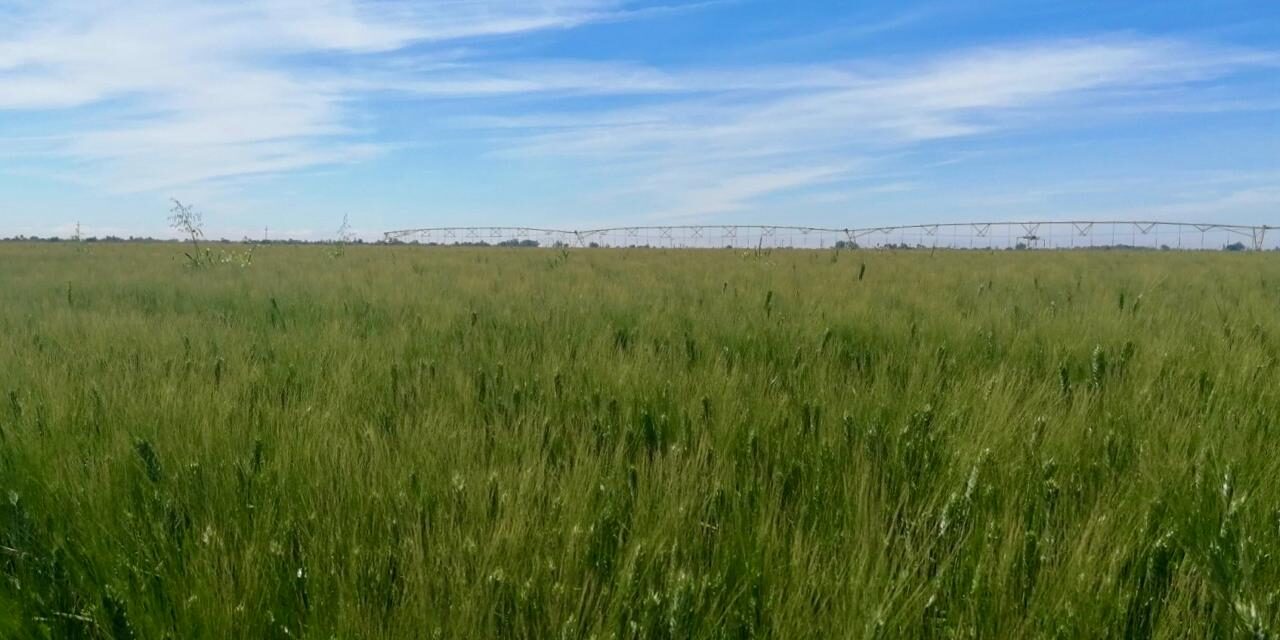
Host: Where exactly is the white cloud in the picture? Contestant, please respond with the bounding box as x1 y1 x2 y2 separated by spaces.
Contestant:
642 163 859 221
0 0 624 192
491 38 1272 156
0 0 1276 229
461 38 1275 221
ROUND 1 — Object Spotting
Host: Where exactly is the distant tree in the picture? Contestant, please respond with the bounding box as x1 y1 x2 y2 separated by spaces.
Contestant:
1225 242 1247 252
332 214 355 258
168 199 206 266
497 238 540 248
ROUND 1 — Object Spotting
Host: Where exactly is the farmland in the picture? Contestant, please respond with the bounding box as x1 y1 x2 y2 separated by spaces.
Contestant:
2 242 1279 638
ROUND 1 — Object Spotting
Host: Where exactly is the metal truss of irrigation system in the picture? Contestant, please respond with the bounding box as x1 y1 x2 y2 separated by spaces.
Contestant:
383 221 1275 251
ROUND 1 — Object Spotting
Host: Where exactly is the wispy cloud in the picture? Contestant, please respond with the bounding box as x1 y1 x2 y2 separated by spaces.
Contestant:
0 0 625 191
0 1 1276 229
461 38 1275 220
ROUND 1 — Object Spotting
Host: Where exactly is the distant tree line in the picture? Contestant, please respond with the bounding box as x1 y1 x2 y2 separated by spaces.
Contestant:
0 235 1266 251
0 235 373 245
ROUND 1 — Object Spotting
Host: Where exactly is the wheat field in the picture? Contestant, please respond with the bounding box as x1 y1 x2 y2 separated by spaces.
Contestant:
1 242 1278 638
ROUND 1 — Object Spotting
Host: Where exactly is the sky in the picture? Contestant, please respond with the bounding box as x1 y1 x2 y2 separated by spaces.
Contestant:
0 0 1278 240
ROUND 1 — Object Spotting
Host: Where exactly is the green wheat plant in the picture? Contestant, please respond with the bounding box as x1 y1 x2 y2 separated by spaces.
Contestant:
0 243 1278 638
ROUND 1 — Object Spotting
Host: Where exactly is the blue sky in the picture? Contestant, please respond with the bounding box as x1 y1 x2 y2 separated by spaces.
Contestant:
1 0 1277 240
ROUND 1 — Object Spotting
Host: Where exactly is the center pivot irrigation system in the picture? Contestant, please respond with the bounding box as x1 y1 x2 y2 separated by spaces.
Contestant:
383 221 1275 251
